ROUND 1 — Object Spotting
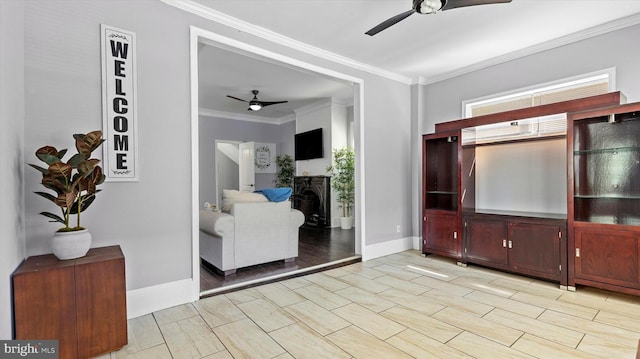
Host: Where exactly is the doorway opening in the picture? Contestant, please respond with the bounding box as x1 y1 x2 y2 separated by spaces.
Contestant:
191 26 365 297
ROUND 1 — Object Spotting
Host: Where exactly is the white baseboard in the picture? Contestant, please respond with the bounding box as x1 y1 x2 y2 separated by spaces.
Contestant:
126 278 197 319
362 236 419 261
413 236 421 251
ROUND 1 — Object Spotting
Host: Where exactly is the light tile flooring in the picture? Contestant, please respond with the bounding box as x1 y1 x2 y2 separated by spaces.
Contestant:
100 250 640 358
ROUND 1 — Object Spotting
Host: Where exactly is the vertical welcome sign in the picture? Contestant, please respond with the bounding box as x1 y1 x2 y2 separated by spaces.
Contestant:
101 24 138 181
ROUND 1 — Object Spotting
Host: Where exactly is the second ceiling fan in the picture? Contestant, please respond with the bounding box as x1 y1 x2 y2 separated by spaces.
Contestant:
366 0 512 36
226 90 288 111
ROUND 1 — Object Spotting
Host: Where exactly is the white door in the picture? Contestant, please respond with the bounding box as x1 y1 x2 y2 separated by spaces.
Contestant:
238 141 256 191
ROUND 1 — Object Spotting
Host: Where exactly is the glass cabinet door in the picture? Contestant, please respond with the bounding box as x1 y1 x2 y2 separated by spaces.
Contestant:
573 110 640 225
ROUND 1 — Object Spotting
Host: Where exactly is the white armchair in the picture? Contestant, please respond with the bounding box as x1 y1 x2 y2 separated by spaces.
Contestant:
199 201 304 275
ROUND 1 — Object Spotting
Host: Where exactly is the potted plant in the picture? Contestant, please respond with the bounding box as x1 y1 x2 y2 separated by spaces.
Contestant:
326 147 355 229
29 130 106 260
274 154 295 188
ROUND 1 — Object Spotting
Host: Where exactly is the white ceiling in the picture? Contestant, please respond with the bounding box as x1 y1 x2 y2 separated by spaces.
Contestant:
181 0 640 122
198 44 355 121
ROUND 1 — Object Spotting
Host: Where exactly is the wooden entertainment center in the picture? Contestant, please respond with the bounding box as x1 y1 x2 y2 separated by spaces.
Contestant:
423 91 640 296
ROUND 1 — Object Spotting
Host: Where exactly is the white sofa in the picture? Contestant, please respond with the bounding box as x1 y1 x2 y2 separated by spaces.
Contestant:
199 201 305 275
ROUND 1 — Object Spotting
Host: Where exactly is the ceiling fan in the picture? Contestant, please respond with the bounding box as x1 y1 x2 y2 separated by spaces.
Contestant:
226 90 288 111
365 0 512 36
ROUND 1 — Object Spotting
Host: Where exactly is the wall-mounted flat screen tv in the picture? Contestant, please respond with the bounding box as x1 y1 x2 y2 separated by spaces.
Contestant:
295 128 323 160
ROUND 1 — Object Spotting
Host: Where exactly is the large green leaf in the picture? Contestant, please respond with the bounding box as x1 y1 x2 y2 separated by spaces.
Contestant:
77 159 100 177
67 153 86 167
28 163 48 175
39 211 65 224
34 191 57 204
35 146 62 164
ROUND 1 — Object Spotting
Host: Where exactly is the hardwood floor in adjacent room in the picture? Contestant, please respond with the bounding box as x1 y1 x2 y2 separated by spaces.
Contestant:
200 227 358 293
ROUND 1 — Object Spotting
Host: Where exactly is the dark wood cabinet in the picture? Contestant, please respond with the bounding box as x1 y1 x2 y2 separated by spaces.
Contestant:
424 212 459 258
568 102 640 294
13 246 127 359
508 221 563 280
464 216 507 266
464 213 565 284
422 131 462 260
573 223 639 290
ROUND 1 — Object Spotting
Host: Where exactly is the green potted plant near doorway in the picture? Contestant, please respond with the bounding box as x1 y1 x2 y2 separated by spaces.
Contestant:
327 147 355 229
29 130 106 260
274 154 295 188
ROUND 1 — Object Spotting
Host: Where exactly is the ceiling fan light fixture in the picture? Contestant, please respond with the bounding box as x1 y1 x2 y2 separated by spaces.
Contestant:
419 0 443 14
249 102 262 111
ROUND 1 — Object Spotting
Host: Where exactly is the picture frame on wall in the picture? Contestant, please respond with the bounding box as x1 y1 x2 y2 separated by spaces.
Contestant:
255 143 276 174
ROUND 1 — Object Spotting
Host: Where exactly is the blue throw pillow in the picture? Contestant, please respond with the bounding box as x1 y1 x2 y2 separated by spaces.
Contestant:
255 187 292 202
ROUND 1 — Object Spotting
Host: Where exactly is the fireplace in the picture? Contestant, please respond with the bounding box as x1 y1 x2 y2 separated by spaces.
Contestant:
293 176 331 228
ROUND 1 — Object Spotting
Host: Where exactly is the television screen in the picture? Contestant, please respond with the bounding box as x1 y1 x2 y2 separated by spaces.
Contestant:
295 128 323 160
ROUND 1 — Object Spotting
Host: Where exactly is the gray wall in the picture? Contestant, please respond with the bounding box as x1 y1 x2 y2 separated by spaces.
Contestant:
362 77 412 244
0 0 26 339
199 115 295 206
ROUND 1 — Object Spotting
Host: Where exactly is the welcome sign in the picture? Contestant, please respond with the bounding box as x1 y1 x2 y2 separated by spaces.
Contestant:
101 24 138 181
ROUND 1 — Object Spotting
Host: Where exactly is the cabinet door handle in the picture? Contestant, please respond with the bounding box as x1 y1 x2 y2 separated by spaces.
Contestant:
503 239 506 248
508 240 513 249
453 231 457 239
576 248 580 257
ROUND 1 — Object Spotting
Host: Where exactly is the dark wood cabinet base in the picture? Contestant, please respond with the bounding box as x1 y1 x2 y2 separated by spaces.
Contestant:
12 246 127 359
463 212 567 286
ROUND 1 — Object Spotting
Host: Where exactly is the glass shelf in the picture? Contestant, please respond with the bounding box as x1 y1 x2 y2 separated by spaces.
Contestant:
574 146 640 155
575 195 640 200
574 216 640 226
574 118 640 152
574 197 640 225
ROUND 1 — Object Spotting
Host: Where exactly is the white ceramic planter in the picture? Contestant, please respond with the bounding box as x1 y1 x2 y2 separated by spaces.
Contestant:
51 229 92 260
340 217 353 230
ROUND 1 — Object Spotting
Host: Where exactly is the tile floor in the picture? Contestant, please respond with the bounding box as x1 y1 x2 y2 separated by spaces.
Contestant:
101 250 640 358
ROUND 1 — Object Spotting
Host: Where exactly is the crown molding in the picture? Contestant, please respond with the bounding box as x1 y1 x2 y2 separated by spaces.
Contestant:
419 13 640 85
293 98 335 117
161 0 412 85
199 108 295 125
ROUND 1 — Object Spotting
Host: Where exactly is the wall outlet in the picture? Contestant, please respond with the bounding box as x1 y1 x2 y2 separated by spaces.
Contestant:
396 225 401 233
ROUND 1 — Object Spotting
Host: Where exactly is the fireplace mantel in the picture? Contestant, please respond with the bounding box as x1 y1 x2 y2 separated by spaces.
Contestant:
293 176 331 228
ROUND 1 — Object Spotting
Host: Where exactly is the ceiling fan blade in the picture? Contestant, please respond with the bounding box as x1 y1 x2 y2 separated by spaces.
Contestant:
226 95 249 102
365 9 415 36
260 101 288 107
441 0 511 11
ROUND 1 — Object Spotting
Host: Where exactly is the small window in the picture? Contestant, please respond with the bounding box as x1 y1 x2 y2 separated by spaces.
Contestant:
463 69 613 118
